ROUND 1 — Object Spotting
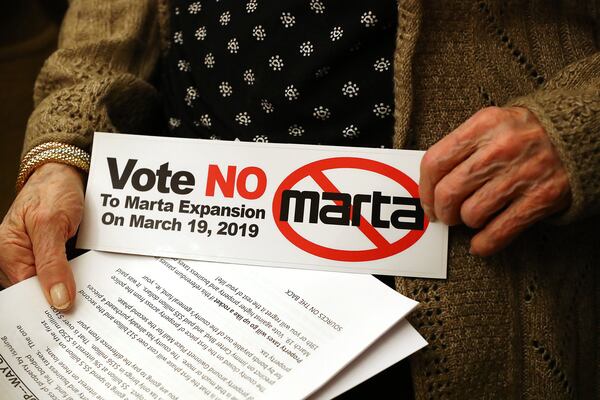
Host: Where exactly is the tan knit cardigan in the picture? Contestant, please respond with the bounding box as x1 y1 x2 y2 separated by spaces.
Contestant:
22 1 599 398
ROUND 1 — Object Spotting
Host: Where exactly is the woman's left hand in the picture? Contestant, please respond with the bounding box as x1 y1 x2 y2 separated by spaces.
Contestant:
419 106 571 256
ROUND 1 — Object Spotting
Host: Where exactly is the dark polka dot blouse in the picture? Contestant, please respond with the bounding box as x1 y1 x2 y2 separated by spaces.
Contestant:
161 0 397 148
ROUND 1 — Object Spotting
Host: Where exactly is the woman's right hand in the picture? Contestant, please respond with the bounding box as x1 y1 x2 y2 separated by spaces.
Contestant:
0 163 85 311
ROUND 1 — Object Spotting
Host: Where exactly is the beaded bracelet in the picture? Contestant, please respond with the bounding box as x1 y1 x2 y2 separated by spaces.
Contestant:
16 142 91 192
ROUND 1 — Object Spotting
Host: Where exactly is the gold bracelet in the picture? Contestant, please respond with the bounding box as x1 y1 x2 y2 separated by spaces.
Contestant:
20 141 64 165
16 142 91 192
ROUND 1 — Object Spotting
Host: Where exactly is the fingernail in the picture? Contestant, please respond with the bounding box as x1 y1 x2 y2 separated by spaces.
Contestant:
50 283 70 310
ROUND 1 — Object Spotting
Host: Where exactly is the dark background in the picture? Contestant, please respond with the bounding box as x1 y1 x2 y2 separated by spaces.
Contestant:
0 0 67 218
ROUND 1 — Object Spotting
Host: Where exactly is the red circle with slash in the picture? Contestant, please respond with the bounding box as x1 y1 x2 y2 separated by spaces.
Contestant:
272 157 429 262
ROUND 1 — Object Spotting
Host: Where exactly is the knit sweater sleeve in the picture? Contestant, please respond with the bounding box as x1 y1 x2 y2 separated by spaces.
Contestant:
507 52 600 224
22 0 163 158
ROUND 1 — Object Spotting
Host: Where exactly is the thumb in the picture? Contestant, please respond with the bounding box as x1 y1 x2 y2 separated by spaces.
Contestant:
30 220 76 311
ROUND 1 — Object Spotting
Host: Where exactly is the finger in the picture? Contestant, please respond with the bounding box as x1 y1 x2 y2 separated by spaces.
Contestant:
0 269 11 288
433 131 528 226
29 217 76 311
469 183 565 256
469 198 533 256
419 109 492 219
460 173 526 229
432 147 511 225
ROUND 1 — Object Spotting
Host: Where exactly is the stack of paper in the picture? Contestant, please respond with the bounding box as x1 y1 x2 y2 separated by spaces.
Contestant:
0 252 426 399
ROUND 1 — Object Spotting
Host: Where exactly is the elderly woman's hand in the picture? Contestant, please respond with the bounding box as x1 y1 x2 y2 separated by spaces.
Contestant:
419 106 571 256
0 163 85 310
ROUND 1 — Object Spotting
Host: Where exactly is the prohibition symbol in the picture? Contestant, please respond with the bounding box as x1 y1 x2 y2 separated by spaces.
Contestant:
272 157 429 262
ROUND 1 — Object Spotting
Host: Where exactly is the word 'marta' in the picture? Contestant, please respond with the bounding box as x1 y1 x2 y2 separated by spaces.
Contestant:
280 190 424 229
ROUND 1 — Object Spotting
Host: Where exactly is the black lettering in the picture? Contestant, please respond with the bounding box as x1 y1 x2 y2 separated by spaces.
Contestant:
391 197 424 230
108 158 195 194
280 190 319 223
372 191 391 228
319 193 351 225
351 194 372 226
155 163 172 193
279 189 423 231
131 168 156 191
107 158 138 189
171 171 195 194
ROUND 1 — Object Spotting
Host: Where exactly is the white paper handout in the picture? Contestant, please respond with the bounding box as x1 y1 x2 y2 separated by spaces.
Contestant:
77 133 447 278
0 251 426 400
309 319 425 400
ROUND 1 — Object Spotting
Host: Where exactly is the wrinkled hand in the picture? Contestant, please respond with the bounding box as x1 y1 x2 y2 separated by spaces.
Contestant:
0 163 85 310
420 106 571 256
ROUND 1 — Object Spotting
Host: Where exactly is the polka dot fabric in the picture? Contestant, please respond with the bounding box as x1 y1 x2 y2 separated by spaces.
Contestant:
161 0 397 148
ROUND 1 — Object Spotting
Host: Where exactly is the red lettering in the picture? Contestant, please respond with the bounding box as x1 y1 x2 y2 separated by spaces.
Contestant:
205 165 267 199
237 167 267 199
